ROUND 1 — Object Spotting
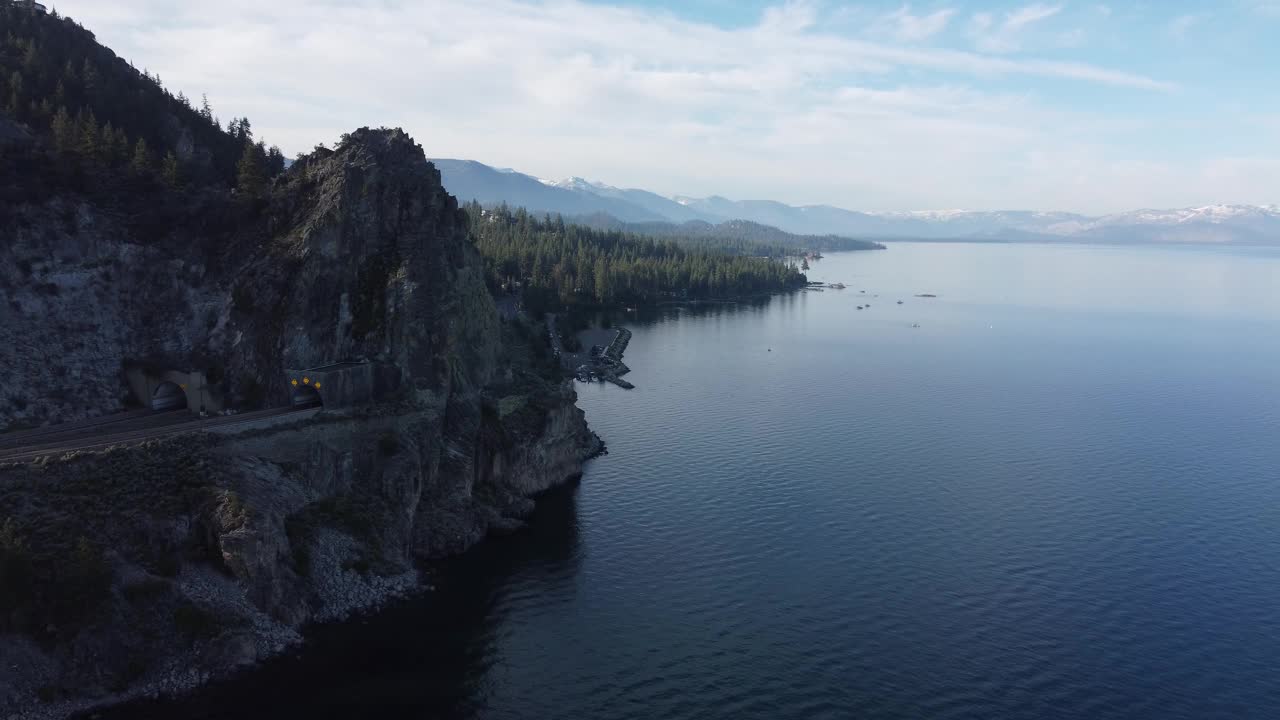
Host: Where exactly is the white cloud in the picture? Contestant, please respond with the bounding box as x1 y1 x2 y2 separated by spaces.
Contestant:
1006 3 1064 31
879 5 957 42
48 0 1269 214
760 0 821 34
970 3 1065 53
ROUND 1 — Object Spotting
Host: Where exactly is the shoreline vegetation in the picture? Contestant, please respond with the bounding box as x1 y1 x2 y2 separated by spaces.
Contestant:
572 214 888 255
472 205 883 367
468 203 813 321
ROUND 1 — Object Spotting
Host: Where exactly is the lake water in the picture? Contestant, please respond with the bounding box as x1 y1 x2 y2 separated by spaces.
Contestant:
110 242 1280 720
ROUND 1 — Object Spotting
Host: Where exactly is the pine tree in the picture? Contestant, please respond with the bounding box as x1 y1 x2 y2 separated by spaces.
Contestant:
5 70 23 117
236 141 266 196
594 256 611 304
266 145 286 177
130 137 153 175
80 57 99 101
77 109 100 160
113 127 130 166
161 150 181 187
50 105 75 153
22 42 39 73
100 121 119 164
0 15 288 190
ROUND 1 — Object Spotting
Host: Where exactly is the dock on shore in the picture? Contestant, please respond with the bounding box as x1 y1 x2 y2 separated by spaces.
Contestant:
575 327 635 390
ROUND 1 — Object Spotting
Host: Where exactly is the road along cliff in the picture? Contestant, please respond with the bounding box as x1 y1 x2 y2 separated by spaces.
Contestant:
0 128 600 718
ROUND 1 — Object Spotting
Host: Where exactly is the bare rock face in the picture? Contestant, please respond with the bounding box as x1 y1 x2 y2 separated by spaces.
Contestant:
0 197 223 426
0 128 500 428
216 128 502 411
0 128 600 717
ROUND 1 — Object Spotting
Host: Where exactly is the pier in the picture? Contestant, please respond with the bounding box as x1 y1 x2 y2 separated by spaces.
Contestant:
575 327 635 389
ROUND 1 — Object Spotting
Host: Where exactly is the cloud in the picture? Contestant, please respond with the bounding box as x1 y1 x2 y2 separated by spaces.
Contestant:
1167 14 1201 39
50 0 1246 214
879 5 957 42
970 3 1065 53
759 0 820 34
1006 3 1064 31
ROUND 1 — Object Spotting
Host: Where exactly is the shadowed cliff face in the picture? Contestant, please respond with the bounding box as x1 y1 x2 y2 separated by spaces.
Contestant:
0 128 499 426
218 128 502 411
0 128 599 716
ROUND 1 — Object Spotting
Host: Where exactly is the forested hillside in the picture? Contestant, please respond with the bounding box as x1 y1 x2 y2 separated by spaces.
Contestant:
0 4 284 198
577 214 886 256
468 203 807 313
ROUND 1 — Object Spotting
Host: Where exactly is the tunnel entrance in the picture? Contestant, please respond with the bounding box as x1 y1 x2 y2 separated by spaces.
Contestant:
151 381 188 411
291 384 323 408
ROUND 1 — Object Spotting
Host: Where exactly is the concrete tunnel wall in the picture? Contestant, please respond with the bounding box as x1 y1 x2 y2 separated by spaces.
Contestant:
284 362 377 409
124 366 224 414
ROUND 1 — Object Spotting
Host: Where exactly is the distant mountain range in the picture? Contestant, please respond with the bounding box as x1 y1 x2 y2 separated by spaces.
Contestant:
431 159 1280 246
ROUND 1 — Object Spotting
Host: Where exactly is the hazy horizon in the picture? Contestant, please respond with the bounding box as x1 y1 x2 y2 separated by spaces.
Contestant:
435 155 1280 217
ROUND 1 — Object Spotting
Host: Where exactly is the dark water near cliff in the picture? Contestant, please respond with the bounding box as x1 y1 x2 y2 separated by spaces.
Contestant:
114 242 1280 719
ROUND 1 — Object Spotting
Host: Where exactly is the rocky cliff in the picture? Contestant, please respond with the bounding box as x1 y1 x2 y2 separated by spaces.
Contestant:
0 128 599 718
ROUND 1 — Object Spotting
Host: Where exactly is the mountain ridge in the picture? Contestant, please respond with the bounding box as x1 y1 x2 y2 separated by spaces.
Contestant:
432 158 1280 246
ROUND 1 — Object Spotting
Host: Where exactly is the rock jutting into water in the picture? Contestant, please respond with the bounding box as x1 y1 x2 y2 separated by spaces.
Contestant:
0 128 600 718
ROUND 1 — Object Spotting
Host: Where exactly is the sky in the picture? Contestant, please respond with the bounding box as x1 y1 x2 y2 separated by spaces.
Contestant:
56 0 1280 214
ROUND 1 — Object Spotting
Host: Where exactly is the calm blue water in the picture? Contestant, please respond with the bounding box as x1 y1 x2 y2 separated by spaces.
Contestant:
111 242 1280 720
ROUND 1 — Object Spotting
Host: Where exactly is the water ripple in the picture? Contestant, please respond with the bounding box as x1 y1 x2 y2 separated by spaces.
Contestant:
102 245 1280 720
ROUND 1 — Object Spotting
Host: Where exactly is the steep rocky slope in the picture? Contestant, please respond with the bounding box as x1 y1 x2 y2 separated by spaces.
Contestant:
0 128 599 717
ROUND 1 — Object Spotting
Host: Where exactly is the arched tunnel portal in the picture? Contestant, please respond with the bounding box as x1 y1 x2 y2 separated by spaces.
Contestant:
125 364 224 415
150 381 188 411
290 381 323 408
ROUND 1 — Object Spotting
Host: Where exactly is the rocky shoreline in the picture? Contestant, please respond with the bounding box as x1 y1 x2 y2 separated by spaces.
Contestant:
0 130 602 720
3 393 600 720
6 560 421 720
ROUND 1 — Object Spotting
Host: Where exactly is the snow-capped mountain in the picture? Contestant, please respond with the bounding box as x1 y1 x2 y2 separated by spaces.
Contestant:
1090 204 1280 226
548 177 711 223
666 200 1098 239
547 176 615 193
429 160 671 222
1035 205 1280 244
430 159 1280 245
